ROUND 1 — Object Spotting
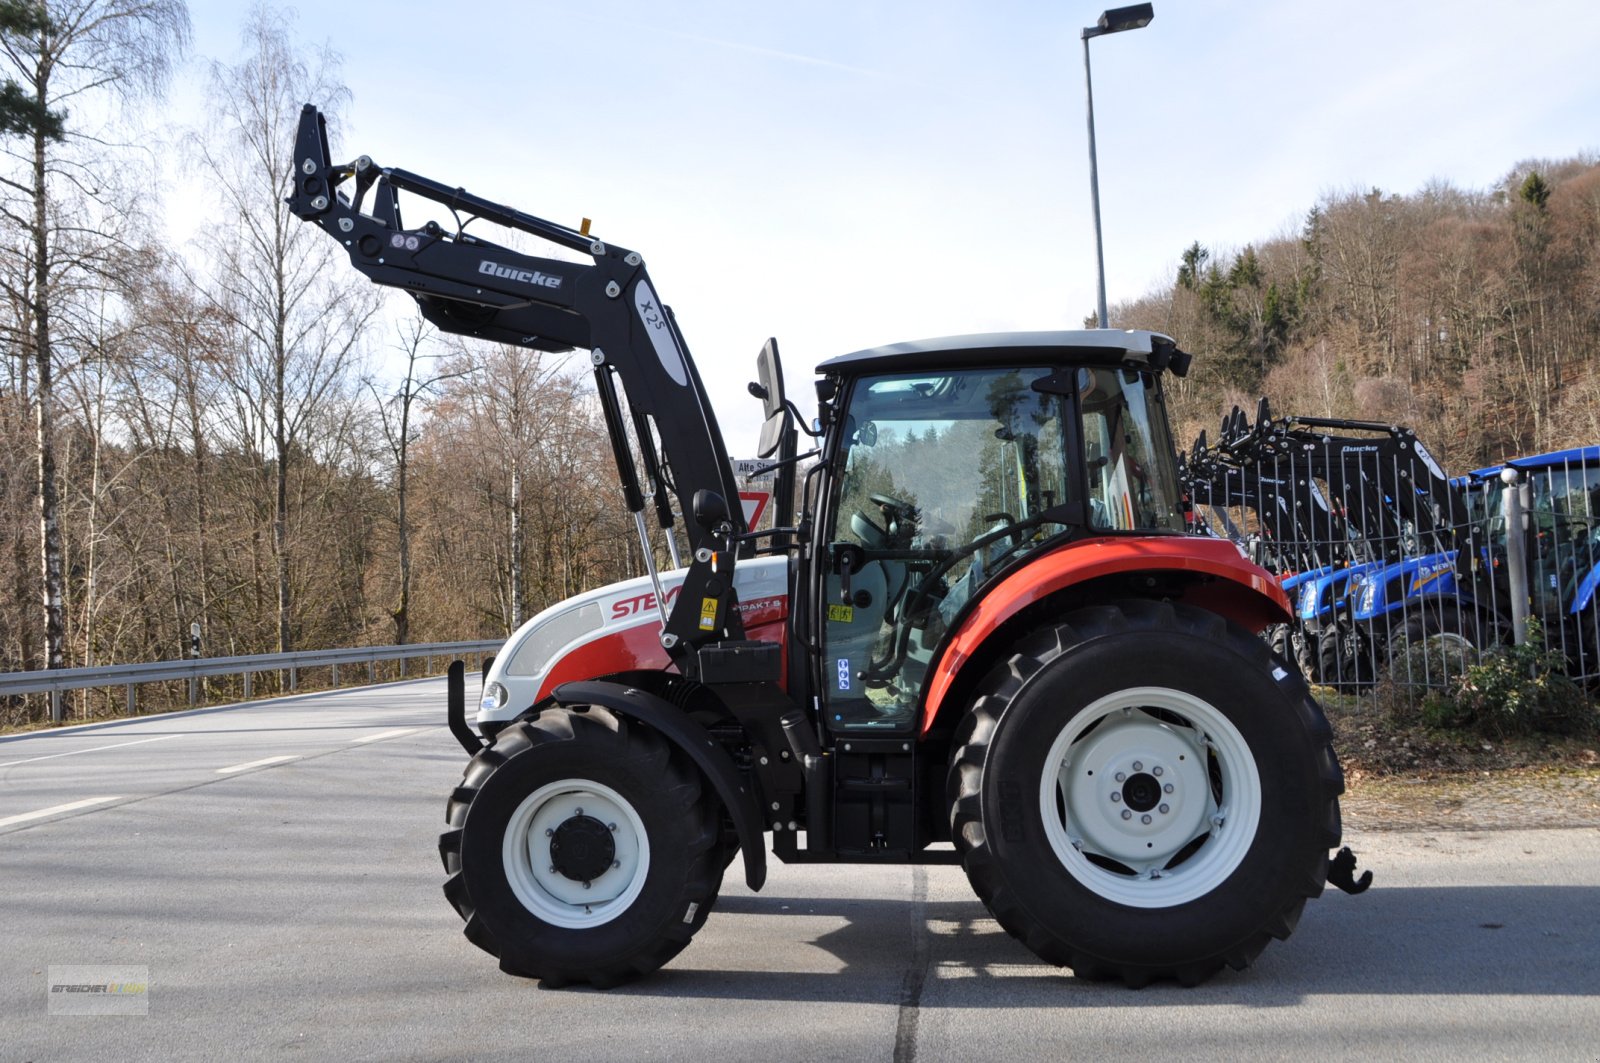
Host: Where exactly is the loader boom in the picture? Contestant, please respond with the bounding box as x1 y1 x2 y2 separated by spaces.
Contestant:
286 105 748 666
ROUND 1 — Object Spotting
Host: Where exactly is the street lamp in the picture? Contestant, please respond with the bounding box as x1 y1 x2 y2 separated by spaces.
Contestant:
1082 3 1153 329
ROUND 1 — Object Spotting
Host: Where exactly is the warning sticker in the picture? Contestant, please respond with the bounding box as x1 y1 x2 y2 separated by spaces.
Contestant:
698 597 718 631
826 603 854 623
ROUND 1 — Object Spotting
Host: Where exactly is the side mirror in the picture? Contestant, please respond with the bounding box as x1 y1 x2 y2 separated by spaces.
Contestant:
754 337 792 459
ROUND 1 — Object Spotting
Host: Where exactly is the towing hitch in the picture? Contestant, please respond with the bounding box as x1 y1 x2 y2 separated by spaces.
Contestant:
1327 846 1373 895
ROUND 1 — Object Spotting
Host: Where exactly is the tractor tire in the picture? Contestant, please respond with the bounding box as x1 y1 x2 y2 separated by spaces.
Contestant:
1266 623 1293 666
1316 625 1374 692
438 705 724 988
1386 602 1485 686
948 599 1343 987
1292 627 1320 684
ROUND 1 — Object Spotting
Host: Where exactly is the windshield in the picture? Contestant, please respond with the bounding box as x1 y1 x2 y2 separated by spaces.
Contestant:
836 367 1073 553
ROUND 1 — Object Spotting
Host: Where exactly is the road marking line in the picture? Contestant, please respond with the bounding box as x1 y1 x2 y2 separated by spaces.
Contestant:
0 734 182 769
215 755 297 775
352 728 420 744
0 796 125 829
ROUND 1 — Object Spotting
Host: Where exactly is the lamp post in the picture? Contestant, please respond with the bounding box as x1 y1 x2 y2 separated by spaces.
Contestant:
1082 3 1154 329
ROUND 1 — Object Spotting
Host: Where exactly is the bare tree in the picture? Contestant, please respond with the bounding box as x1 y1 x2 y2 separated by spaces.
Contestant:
0 0 188 670
189 5 375 654
369 319 464 646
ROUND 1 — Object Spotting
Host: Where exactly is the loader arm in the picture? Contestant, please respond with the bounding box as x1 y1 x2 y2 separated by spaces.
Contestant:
286 104 747 664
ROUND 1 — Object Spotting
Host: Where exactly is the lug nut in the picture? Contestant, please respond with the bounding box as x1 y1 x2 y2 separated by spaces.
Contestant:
612 860 621 869
1121 810 1132 820
574 808 584 816
1152 766 1163 777
582 880 591 890
1110 792 1121 803
1141 814 1152 825
545 828 554 837
1132 761 1143 771
1158 803 1170 814
1164 783 1174 793
1115 772 1126 783
608 823 617 831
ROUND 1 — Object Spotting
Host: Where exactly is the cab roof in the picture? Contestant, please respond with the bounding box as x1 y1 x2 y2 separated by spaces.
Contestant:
816 329 1188 377
1468 445 1600 481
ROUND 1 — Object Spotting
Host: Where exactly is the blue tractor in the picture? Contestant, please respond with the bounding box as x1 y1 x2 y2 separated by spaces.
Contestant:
1356 447 1600 685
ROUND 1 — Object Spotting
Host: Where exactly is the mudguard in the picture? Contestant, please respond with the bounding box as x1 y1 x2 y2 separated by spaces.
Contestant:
551 679 768 892
920 535 1291 735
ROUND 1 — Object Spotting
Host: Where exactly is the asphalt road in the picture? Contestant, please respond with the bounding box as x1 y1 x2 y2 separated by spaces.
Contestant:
2 679 1598 1062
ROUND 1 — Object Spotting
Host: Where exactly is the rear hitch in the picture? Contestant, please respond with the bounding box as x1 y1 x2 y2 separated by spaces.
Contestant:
1327 846 1373 895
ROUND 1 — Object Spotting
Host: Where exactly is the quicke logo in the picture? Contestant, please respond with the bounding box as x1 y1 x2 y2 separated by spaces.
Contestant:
478 260 562 289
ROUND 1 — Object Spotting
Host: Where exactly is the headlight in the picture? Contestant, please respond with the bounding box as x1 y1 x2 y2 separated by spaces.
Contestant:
480 681 508 712
1359 583 1376 613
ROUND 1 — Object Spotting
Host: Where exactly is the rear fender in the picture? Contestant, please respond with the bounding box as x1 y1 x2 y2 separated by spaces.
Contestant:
550 679 768 892
920 536 1290 736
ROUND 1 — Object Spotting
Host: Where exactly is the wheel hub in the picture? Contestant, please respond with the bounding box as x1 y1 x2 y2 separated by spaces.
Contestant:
1062 710 1213 868
1121 771 1161 812
504 780 648 928
548 814 616 883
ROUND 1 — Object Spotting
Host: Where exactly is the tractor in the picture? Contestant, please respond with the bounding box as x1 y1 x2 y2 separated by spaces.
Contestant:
288 104 1358 989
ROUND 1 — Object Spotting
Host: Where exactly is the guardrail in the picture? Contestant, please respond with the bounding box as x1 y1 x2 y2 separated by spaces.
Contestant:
0 640 502 723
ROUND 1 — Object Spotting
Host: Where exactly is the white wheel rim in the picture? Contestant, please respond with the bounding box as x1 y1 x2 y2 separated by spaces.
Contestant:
502 779 649 929
1039 687 1261 908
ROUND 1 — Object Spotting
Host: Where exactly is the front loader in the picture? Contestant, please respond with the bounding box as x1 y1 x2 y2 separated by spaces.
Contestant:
289 104 1359 989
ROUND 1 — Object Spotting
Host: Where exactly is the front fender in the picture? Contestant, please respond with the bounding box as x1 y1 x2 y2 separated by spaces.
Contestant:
920 535 1290 735
551 680 767 892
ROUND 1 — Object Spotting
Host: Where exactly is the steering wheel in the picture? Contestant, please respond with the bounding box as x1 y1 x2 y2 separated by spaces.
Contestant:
861 514 1034 682
982 512 1025 550
870 492 915 517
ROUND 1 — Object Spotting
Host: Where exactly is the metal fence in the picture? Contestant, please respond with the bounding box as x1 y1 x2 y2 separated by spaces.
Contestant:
1188 422 1600 701
0 640 502 724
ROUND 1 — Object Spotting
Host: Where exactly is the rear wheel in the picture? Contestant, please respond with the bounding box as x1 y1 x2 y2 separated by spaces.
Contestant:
948 600 1343 986
1386 602 1485 687
439 706 723 988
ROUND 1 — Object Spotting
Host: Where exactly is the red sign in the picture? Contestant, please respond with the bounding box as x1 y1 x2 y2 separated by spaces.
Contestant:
739 491 770 529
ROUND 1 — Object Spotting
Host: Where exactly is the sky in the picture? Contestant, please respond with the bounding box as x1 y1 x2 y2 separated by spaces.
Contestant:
164 0 1600 455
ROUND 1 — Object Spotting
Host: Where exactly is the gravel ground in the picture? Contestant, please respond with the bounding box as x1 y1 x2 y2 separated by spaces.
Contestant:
1342 767 1600 831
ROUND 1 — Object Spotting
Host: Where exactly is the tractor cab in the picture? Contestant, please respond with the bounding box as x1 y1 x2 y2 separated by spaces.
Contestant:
810 332 1188 732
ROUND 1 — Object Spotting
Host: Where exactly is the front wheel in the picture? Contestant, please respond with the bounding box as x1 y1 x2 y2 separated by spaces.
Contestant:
1317 624 1375 692
1386 601 1486 687
438 706 724 988
948 600 1344 986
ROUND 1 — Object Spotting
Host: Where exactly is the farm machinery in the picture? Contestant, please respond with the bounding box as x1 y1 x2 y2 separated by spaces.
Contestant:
288 104 1359 988
1191 407 1600 690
